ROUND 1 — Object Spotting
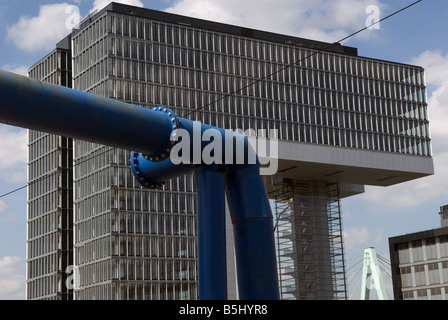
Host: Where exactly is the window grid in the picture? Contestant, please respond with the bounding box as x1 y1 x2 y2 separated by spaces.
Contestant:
73 12 431 157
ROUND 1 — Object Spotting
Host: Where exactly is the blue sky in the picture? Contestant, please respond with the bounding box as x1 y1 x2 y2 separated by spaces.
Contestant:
1 0 448 300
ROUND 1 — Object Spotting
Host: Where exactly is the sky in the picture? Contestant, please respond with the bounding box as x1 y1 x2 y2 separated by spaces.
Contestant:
0 0 448 300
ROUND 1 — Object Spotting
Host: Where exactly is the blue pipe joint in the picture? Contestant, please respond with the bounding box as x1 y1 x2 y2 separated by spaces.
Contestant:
141 106 180 162
130 152 195 189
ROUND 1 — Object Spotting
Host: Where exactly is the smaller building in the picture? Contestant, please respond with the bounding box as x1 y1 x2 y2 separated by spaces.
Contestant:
439 205 448 228
389 207 448 300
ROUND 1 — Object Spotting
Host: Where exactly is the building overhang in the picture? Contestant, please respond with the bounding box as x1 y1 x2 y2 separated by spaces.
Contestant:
261 139 434 198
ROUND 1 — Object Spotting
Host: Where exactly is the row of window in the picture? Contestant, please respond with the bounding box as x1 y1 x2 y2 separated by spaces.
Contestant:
110 258 197 283
27 255 72 300
73 15 108 57
75 281 197 300
403 287 448 300
75 209 197 247
112 189 196 213
105 40 426 107
74 55 107 91
75 166 197 200
28 157 59 188
397 237 448 264
104 13 425 87
75 190 110 220
27 274 58 300
73 146 124 181
107 78 428 132
28 133 63 161
111 211 196 236
73 141 108 163
75 168 111 198
28 193 60 223
76 213 111 243
106 53 426 107
73 258 197 297
27 253 58 279
75 234 110 264
27 231 63 259
77 258 109 286
29 49 72 88
111 235 196 259
29 51 59 80
401 261 448 288
74 188 198 224
28 210 60 239
75 32 426 112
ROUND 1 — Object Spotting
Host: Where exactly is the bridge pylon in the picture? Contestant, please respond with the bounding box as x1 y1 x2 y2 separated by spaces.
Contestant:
360 247 388 300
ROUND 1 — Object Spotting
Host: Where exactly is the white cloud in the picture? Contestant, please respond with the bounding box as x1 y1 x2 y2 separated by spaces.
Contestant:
0 256 25 300
0 126 27 183
90 0 144 14
0 201 15 224
5 1 146 52
410 51 448 88
6 3 80 53
165 0 384 42
0 200 6 212
343 226 383 251
1 64 29 77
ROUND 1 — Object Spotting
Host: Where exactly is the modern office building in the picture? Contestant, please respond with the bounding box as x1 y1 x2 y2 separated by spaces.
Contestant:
27 3 433 300
389 208 448 300
27 36 74 300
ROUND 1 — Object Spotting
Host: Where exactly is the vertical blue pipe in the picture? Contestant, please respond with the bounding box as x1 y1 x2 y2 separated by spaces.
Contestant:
225 164 280 300
195 167 228 300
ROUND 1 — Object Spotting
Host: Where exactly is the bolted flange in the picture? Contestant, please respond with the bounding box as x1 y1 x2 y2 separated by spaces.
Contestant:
130 151 165 189
142 106 179 162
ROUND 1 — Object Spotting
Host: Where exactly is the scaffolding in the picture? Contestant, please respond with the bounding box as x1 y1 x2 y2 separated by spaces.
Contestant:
272 180 347 300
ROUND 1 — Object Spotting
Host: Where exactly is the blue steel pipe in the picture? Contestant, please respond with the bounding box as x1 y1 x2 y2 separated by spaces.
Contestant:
196 166 228 300
0 70 174 158
226 163 280 300
0 70 279 300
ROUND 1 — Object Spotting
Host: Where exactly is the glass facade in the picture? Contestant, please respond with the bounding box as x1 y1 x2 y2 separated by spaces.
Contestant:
27 46 73 300
28 4 432 300
71 14 198 300
74 11 431 157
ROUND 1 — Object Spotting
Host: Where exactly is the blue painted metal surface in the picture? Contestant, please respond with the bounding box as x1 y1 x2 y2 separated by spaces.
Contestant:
0 70 173 158
196 166 228 300
226 164 280 300
130 152 194 188
0 70 279 300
